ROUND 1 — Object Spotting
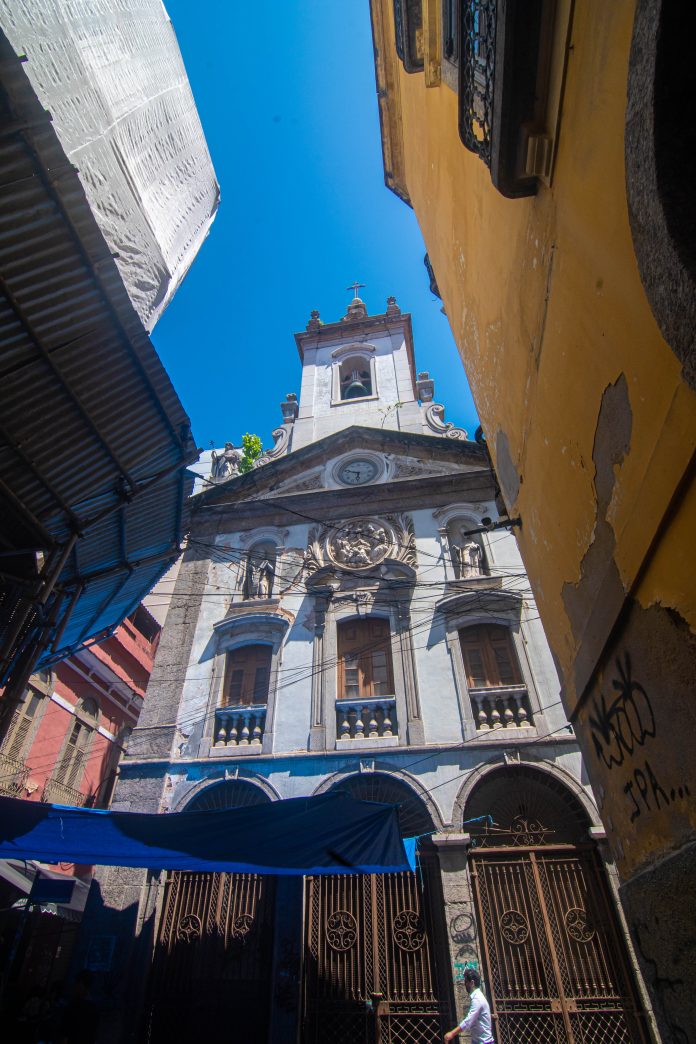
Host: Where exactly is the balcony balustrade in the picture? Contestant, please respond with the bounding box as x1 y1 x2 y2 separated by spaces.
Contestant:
469 684 534 731
0 751 29 796
42 777 90 807
336 697 398 741
214 705 266 748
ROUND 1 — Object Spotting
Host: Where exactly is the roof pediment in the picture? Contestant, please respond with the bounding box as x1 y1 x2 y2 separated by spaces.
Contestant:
194 426 490 512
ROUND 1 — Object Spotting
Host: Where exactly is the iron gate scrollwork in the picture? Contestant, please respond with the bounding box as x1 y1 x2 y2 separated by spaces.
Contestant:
303 871 444 1043
146 871 275 1044
471 849 649 1044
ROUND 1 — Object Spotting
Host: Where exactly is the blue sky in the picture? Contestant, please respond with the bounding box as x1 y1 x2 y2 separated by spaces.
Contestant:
154 1 479 453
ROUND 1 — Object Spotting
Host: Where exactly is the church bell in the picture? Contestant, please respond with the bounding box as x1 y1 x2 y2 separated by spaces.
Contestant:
344 371 369 398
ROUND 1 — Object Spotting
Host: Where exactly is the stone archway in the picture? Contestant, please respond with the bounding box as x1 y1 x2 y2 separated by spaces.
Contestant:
463 765 649 1044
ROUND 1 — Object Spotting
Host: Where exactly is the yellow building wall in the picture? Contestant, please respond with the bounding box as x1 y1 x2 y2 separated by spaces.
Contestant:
371 0 696 885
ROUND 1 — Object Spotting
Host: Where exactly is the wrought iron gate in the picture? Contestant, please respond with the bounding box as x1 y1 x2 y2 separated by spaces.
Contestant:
145 871 275 1044
303 872 443 1044
471 848 648 1044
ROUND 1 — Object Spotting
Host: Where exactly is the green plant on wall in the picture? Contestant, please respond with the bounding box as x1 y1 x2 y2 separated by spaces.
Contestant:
239 433 263 474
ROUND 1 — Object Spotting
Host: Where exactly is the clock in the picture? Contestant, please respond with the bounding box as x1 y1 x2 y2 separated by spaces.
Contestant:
337 458 379 486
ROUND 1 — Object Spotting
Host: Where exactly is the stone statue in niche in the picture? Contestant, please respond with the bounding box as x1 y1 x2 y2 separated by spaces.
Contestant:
211 442 242 481
243 558 258 599
453 538 484 578
258 558 275 598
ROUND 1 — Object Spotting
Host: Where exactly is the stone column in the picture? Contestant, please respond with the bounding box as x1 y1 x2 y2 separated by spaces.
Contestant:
431 833 481 1022
395 602 425 745
309 589 331 751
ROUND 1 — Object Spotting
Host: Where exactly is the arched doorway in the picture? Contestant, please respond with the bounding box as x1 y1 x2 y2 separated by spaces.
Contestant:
145 780 276 1044
302 773 450 1044
464 766 649 1044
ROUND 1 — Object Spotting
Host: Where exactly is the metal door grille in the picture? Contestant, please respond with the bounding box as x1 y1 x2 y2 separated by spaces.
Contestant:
145 871 274 1044
471 849 648 1044
303 872 442 1044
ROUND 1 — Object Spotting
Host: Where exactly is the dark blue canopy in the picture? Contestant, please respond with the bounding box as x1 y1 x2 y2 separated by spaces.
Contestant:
0 792 415 875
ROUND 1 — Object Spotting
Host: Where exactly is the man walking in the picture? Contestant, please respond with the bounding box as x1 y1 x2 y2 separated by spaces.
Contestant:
444 969 494 1043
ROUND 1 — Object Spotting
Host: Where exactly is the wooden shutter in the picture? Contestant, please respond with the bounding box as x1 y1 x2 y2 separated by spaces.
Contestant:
223 645 272 706
55 720 84 786
4 691 42 760
338 619 394 698
460 625 523 687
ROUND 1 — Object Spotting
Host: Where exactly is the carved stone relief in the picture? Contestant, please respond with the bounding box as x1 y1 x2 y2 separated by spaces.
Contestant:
304 514 417 576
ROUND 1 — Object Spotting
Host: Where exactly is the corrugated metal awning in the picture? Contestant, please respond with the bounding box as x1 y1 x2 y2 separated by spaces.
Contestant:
0 33 198 684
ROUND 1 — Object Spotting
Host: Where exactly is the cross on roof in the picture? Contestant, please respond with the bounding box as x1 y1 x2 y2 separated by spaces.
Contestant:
346 281 365 300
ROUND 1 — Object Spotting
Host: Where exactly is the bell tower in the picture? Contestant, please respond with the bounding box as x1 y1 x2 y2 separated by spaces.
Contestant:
290 290 428 451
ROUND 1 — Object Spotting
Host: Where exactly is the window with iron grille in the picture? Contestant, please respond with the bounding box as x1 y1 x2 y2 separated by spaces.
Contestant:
337 618 394 699
393 0 424 73
222 644 272 707
458 0 554 198
459 624 522 687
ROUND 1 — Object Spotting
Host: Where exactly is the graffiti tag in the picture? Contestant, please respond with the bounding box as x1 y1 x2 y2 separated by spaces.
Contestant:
588 654 655 771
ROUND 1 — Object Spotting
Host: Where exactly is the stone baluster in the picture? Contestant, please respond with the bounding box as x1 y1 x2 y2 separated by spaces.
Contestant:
503 699 516 728
239 714 250 745
354 710 365 742
339 709 351 739
513 692 532 727
368 709 379 738
489 699 502 729
252 716 263 744
228 719 238 745
382 707 393 737
473 694 490 730
215 715 228 746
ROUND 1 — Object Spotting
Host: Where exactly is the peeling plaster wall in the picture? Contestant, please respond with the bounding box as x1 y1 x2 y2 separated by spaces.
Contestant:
370 0 696 1028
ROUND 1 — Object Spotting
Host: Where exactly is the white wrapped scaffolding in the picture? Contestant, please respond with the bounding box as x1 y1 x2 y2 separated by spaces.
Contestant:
0 0 219 330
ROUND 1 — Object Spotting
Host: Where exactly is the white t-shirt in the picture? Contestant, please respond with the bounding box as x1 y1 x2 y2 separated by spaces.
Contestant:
458 987 494 1044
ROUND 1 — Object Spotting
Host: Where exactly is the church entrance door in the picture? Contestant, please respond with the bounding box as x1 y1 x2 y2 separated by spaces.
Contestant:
302 870 443 1044
466 767 649 1044
145 870 275 1044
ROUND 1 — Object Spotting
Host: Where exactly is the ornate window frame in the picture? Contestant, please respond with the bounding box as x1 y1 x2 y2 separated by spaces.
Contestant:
201 610 290 757
330 343 379 407
439 591 545 740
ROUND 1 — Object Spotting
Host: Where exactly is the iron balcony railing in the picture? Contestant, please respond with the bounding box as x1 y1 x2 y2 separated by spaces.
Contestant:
42 777 91 807
0 751 29 796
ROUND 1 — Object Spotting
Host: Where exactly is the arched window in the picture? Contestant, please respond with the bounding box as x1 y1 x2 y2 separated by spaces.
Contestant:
337 618 394 698
339 355 372 400
223 644 272 707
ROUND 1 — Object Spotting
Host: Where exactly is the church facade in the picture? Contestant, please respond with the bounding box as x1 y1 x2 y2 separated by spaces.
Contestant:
81 296 652 1043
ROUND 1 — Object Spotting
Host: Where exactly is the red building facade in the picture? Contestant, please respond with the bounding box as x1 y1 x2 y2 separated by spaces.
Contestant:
0 606 161 1013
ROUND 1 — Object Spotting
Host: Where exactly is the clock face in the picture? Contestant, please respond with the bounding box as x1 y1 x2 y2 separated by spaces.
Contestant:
338 458 379 486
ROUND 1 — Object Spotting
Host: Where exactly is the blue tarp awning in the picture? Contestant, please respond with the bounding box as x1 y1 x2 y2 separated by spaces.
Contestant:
0 793 416 875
